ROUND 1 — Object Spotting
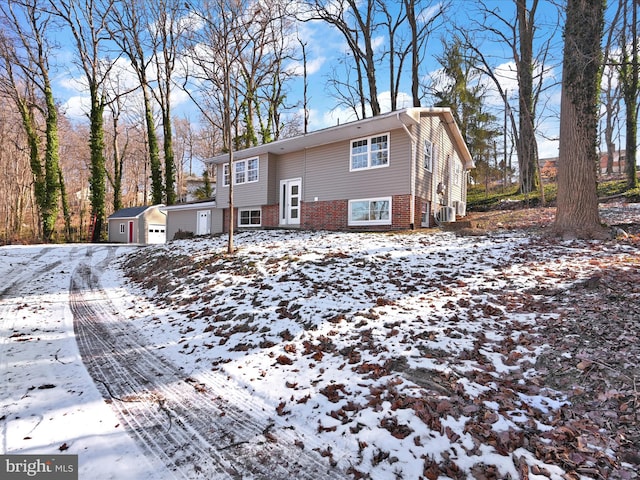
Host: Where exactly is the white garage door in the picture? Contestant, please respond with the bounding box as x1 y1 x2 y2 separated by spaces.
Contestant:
147 224 166 244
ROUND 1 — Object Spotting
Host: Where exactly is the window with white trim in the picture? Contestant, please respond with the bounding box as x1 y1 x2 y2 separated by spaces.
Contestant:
119 223 125 234
239 208 261 226
348 197 392 225
424 139 433 172
350 134 389 170
223 157 259 186
454 161 462 185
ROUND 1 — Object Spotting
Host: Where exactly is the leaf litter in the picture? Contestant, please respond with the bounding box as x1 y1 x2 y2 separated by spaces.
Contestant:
115 202 640 479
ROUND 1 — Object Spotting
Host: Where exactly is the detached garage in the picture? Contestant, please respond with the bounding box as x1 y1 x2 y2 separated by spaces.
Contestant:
107 205 166 244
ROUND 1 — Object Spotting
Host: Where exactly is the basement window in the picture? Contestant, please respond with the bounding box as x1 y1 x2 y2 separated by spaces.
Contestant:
239 208 261 227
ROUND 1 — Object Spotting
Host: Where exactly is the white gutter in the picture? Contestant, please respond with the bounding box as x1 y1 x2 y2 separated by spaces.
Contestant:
160 201 217 212
398 112 417 229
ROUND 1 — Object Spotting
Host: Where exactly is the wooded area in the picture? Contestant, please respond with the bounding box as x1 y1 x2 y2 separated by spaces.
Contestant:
0 0 638 243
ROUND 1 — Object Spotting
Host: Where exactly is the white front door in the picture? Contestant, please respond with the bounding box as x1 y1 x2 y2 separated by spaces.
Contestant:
280 178 302 226
197 210 211 235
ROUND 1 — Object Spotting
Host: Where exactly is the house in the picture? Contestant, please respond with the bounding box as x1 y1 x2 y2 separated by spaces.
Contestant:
163 107 474 236
540 150 637 180
599 150 631 175
107 205 166 244
177 174 216 203
162 200 219 240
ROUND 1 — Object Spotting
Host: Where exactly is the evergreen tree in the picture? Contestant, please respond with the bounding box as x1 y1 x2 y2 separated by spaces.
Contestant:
432 37 500 186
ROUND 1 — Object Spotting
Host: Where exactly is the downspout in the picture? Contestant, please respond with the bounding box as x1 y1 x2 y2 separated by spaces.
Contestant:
398 112 417 229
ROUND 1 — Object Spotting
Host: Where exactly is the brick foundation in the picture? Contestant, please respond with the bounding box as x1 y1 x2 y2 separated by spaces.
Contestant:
262 204 279 228
223 195 421 232
301 200 348 230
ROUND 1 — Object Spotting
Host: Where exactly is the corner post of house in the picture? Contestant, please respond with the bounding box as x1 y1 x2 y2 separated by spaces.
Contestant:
399 112 417 229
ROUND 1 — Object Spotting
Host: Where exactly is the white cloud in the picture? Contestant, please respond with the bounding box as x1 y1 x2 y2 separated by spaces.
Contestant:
306 90 415 131
61 95 91 121
378 90 413 112
537 137 559 160
286 56 327 76
371 35 386 52
418 3 445 24
321 105 360 128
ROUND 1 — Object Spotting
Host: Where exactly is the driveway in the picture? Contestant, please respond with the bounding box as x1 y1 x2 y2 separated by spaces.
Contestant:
1 245 343 479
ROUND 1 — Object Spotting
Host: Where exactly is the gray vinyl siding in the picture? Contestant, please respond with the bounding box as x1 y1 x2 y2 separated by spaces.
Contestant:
302 128 412 202
415 115 455 203
165 207 222 240
449 152 466 206
108 219 128 243
270 152 304 204
210 110 469 224
139 209 166 244
216 155 269 208
107 207 166 244
414 114 468 213
166 209 197 240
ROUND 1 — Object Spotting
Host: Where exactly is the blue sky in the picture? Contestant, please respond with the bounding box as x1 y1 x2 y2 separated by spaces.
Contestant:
53 1 630 163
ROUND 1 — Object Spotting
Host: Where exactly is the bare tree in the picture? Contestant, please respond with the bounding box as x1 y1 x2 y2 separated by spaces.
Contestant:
378 0 408 111
255 3 298 143
104 82 127 212
304 0 381 118
461 0 560 196
183 0 255 253
149 0 189 205
600 2 623 176
0 0 71 241
325 55 366 120
57 115 92 240
403 0 448 108
0 93 34 242
618 0 638 188
554 0 607 239
107 0 163 206
49 0 116 242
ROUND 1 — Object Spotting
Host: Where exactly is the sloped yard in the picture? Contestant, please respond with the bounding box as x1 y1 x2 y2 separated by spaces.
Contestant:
114 203 640 479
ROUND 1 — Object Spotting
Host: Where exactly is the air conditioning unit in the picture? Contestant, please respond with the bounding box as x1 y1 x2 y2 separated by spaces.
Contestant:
453 201 466 217
437 206 456 223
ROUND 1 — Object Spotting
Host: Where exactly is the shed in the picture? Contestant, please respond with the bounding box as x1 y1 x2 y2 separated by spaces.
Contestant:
107 205 166 244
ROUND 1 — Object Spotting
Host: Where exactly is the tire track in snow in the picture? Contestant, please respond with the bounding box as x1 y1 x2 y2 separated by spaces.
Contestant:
70 247 344 479
0 247 67 298
1 246 80 454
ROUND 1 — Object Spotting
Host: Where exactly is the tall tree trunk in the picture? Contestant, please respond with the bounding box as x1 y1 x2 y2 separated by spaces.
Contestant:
142 83 163 205
89 93 107 242
163 107 176 205
42 79 60 241
406 0 421 107
554 0 607 239
622 0 638 188
516 0 539 195
111 111 123 212
58 167 72 242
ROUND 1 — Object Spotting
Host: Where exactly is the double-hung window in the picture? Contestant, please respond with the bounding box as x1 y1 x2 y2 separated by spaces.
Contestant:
350 134 389 171
454 161 462 186
239 208 261 226
223 157 259 186
424 139 433 172
348 197 392 226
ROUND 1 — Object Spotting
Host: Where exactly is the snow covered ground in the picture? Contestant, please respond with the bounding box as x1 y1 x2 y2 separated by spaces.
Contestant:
1 203 639 479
